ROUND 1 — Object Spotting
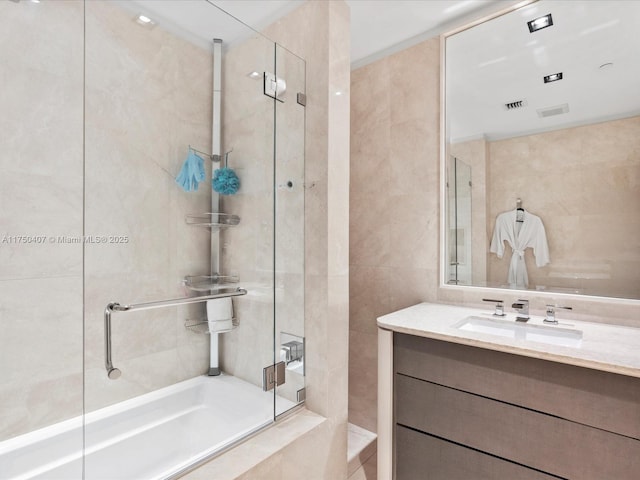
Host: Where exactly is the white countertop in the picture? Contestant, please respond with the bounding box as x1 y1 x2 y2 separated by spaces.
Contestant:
378 302 640 379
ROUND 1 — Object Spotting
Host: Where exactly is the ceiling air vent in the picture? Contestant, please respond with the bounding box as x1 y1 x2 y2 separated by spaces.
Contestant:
537 103 569 118
504 99 528 110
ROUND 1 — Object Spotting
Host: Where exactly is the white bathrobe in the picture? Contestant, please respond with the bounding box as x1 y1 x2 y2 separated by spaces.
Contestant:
490 209 550 288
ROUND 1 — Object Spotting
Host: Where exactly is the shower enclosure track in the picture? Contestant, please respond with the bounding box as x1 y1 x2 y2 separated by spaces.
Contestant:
104 288 248 379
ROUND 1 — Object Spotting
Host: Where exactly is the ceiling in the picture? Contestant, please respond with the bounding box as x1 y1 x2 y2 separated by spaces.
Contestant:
209 0 506 65
447 0 640 141
347 0 502 66
125 0 506 65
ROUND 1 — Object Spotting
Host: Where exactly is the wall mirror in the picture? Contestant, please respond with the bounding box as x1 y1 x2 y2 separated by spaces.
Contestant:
443 0 640 300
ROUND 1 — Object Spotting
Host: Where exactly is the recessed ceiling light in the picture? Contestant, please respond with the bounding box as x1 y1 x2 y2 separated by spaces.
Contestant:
527 14 553 33
543 72 563 83
135 14 156 27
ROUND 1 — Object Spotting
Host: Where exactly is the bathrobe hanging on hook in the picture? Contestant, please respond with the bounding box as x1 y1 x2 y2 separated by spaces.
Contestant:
490 209 550 288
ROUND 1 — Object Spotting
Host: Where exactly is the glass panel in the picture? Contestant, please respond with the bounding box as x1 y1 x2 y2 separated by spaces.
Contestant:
274 44 306 416
0 1 84 478
455 159 472 284
446 157 472 285
83 1 277 477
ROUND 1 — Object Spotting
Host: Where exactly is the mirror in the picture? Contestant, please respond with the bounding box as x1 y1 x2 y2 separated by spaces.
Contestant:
443 0 640 300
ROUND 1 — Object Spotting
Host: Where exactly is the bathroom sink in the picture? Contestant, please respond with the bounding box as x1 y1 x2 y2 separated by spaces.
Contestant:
453 316 582 348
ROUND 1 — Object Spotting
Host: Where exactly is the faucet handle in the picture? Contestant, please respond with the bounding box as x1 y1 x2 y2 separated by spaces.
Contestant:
482 298 505 317
544 304 572 324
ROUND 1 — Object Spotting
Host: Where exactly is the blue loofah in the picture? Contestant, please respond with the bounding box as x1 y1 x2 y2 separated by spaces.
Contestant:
212 167 240 195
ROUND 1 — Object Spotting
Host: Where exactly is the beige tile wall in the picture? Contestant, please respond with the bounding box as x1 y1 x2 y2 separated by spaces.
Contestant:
349 38 441 433
0 0 85 441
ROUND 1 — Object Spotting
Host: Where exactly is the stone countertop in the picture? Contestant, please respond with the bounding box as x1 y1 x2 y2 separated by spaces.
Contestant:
377 302 640 379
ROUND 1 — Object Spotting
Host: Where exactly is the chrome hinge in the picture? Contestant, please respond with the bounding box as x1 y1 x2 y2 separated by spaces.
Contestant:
263 72 286 103
297 92 307 106
263 361 286 391
296 388 306 403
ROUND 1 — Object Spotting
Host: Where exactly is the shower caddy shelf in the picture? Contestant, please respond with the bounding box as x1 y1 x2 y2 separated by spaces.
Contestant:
185 212 240 229
184 317 238 335
182 277 241 334
183 274 239 292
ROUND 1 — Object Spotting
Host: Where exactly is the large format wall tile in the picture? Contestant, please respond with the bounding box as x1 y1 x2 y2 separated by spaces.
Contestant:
349 37 440 433
0 0 84 440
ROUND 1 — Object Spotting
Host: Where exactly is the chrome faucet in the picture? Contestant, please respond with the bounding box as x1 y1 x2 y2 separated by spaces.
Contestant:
483 298 505 317
544 304 572 324
511 299 529 321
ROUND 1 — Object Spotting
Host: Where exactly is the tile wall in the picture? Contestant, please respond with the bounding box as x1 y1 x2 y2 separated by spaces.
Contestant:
349 38 441 433
0 0 84 441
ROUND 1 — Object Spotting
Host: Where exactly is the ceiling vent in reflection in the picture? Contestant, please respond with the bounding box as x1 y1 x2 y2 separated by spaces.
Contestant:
537 103 570 118
504 99 528 110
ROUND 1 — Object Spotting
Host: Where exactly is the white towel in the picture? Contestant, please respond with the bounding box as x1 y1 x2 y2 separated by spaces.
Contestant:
206 298 233 333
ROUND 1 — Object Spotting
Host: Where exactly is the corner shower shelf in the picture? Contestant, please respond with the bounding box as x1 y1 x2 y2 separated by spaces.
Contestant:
185 212 240 229
183 275 240 292
184 317 238 335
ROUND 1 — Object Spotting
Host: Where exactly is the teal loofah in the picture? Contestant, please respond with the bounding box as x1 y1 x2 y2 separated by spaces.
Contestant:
212 167 240 195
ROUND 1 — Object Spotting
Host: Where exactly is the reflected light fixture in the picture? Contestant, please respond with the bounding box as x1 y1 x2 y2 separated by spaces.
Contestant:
248 71 262 79
527 13 553 33
135 14 156 27
543 72 563 83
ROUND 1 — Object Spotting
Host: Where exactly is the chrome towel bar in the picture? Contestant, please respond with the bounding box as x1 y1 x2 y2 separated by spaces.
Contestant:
104 288 247 379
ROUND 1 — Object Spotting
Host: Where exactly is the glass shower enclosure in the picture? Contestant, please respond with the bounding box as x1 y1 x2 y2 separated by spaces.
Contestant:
0 1 305 478
446 156 473 285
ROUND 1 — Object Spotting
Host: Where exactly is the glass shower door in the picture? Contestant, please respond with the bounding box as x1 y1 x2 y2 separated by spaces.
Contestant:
274 44 306 416
83 1 278 478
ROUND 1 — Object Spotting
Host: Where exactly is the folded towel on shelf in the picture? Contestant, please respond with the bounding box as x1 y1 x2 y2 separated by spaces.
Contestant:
206 297 233 333
175 149 205 192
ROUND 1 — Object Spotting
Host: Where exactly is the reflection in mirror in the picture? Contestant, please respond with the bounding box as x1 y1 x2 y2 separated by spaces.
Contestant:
444 0 640 300
447 156 472 285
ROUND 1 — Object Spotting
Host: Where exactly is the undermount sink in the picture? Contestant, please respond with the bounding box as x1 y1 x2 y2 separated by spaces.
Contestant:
453 316 583 348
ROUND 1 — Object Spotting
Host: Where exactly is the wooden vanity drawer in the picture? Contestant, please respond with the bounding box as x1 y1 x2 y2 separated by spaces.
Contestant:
394 333 640 439
396 425 560 480
395 374 640 479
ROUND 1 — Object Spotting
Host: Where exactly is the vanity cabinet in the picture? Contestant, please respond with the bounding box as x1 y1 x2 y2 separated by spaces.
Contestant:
393 334 640 480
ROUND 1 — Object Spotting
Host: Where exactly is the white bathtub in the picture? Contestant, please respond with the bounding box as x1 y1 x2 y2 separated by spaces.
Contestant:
0 374 293 480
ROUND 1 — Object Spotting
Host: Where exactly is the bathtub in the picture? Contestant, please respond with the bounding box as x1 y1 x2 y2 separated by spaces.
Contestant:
0 374 294 479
